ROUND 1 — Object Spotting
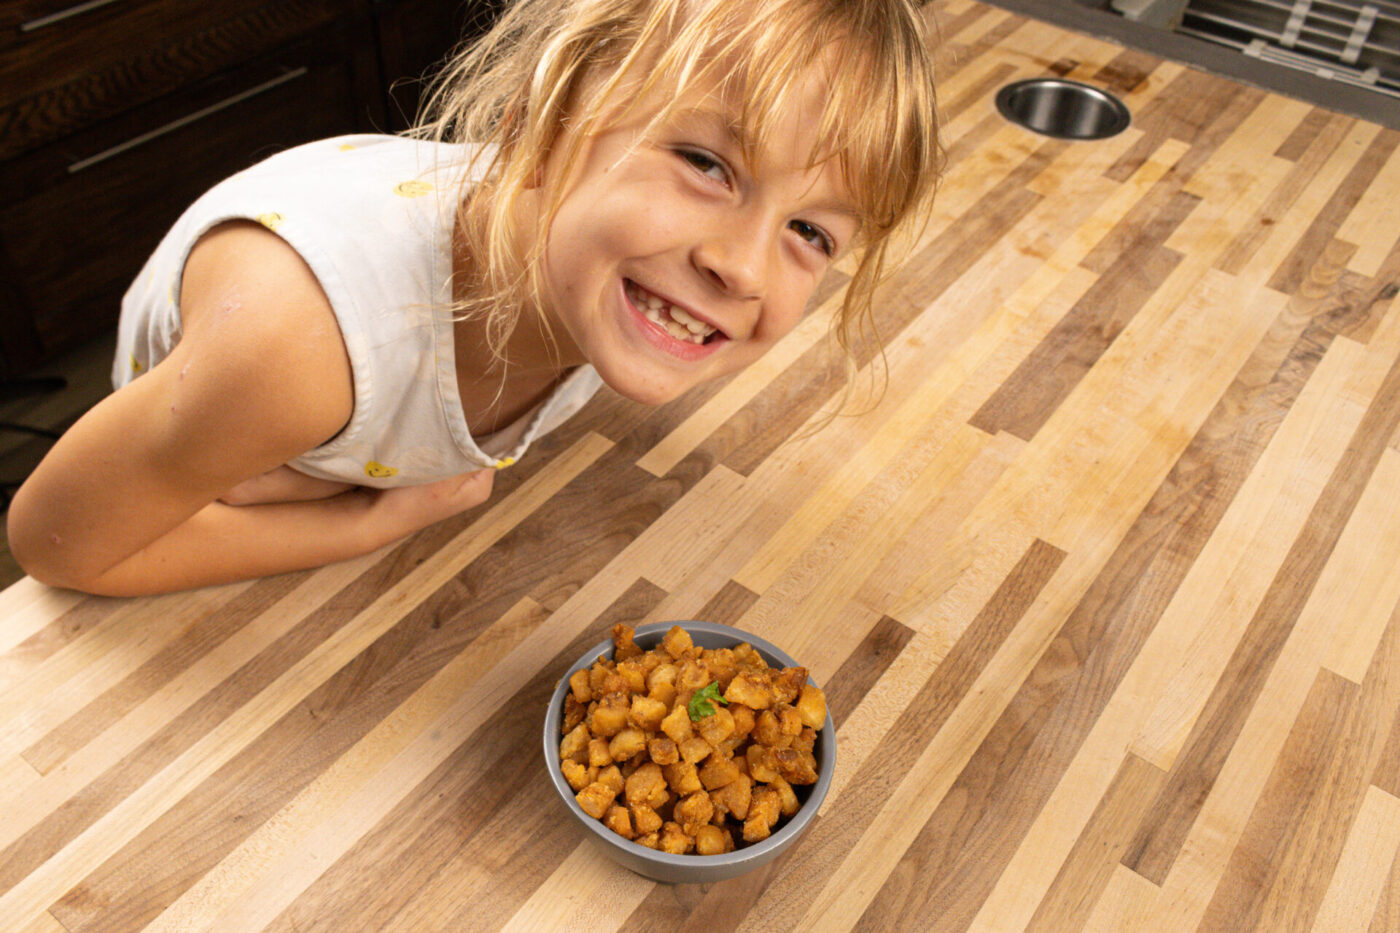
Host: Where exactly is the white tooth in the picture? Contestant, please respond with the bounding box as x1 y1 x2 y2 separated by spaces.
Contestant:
646 293 664 311
665 319 690 339
669 306 708 334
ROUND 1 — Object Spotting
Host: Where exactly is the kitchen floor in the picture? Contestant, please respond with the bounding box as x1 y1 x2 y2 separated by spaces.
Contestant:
0 332 116 588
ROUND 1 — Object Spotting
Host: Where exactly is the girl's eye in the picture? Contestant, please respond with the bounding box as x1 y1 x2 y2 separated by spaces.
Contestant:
790 220 836 257
679 149 729 184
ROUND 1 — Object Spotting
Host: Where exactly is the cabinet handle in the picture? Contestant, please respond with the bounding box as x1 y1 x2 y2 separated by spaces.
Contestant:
67 67 309 174
20 0 125 32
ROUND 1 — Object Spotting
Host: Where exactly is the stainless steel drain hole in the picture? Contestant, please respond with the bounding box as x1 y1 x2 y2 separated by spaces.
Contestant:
995 79 1130 140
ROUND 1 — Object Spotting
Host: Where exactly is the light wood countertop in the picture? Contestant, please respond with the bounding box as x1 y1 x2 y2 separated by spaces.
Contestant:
3 2 1400 929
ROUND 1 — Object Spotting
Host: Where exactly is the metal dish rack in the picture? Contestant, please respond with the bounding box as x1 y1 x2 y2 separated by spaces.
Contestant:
1118 0 1400 99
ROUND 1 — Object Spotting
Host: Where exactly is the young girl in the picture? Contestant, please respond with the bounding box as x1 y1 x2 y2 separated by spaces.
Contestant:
8 0 941 596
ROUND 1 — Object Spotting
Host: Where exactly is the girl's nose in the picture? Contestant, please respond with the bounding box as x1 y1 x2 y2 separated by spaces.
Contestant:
692 222 770 301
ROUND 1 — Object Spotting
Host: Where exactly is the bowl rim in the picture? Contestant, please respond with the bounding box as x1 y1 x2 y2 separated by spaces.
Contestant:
543 619 836 871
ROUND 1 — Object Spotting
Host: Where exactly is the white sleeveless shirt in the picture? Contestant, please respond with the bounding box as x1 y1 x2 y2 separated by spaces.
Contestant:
114 134 602 486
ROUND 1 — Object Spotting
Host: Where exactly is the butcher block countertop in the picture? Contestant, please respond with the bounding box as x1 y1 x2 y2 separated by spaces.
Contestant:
4 2 1400 930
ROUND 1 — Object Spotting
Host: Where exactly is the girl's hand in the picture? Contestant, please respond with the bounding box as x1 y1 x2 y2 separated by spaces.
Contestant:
359 469 495 546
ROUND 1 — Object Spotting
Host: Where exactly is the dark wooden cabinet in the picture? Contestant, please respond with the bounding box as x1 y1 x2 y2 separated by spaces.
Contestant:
0 0 491 376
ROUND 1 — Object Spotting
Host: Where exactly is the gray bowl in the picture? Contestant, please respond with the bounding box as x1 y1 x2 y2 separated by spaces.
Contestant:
543 620 836 884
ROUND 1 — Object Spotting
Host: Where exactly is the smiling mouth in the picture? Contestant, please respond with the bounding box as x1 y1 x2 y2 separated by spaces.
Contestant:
624 279 720 345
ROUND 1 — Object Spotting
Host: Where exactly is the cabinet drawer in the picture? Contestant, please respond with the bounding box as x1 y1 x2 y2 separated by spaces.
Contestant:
0 22 381 367
0 0 353 160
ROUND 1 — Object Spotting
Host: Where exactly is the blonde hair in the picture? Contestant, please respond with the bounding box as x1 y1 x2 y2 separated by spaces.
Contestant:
413 0 941 393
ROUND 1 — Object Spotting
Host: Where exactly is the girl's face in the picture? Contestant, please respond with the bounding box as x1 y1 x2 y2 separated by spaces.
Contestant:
529 68 859 407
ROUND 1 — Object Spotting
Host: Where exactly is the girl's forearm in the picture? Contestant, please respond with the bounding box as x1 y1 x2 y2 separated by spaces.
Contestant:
76 493 386 596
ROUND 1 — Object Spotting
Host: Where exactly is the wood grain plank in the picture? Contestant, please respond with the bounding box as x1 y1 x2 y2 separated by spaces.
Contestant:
0 551 379 879
1317 448 1400 684
1269 129 1400 295
251 580 664 933
1336 142 1400 278
0 578 83 664
1311 785 1400 933
1023 753 1167 932
21 572 304 774
1196 668 1359 932
1275 106 1338 162
1082 864 1162 933
367 589 671 933
1367 822 1400 933
745 537 1065 931
0 433 610 930
1123 333 1400 886
960 267 1366 932
1207 586 1400 933
1236 120 1383 287
1105 68 1246 184
0 583 249 759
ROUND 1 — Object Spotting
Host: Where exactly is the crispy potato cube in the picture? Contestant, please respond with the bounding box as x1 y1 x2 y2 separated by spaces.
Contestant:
659 821 694 854
604 803 634 839
773 666 807 704
733 643 768 670
649 682 677 709
608 727 648 762
711 773 752 820
742 814 772 843
716 734 746 757
629 695 669 731
677 659 711 693
750 785 781 828
597 765 624 796
771 775 800 817
753 709 782 746
616 658 647 693
674 791 715 836
663 760 704 796
563 694 587 732
648 735 679 766
625 762 667 809
698 754 742 790
589 692 630 738
795 684 827 729
773 747 819 785
576 781 616 819
707 649 738 689
612 623 643 661
729 704 755 741
620 750 648 777
777 703 803 738
647 662 678 692
559 723 590 763
662 625 693 660
635 831 660 849
695 824 731 855
746 745 781 783
588 662 612 697
568 668 593 703
660 703 694 743
694 706 735 746
679 736 712 764
561 759 591 792
631 804 663 835
587 737 613 768
792 726 817 754
724 671 774 709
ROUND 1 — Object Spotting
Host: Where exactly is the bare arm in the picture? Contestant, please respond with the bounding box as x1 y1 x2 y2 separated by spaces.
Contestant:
7 221 491 596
